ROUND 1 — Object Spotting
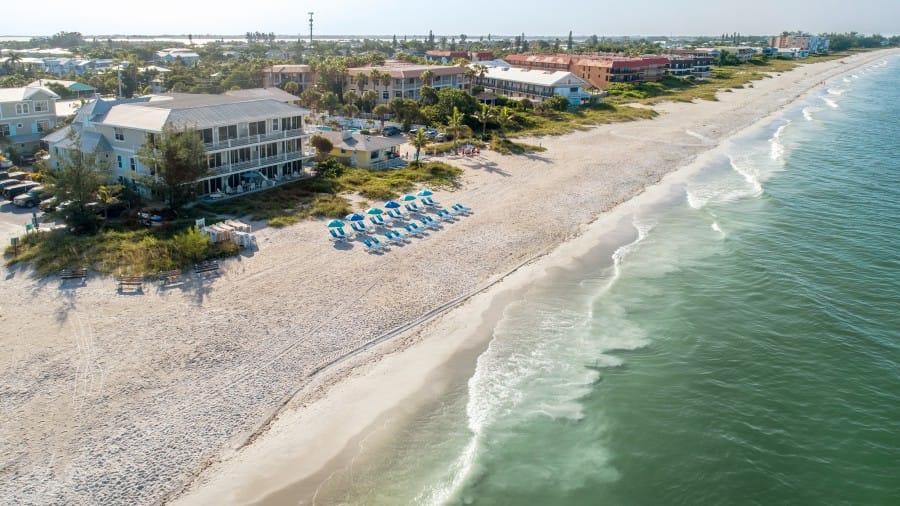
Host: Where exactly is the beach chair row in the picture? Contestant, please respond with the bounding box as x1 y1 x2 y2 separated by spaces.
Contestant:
330 202 472 254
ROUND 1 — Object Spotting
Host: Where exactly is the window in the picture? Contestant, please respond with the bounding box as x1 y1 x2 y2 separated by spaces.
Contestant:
207 153 223 169
34 101 49 113
117 155 123 169
249 120 267 136
570 87 578 93
114 127 124 141
130 158 137 171
382 91 389 100
16 103 30 115
281 116 301 131
201 128 213 144
218 125 237 140
265 143 278 158
36 120 50 132
0 124 9 136
272 119 279 131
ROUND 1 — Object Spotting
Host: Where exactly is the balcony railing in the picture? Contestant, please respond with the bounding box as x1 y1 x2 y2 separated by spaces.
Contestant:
209 151 313 176
206 128 305 151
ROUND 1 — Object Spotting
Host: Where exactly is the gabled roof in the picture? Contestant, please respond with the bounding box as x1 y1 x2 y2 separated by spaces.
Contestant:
28 79 96 92
0 86 60 103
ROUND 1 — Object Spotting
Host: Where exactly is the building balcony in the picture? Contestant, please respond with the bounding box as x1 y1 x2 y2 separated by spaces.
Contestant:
206 128 305 151
209 151 313 176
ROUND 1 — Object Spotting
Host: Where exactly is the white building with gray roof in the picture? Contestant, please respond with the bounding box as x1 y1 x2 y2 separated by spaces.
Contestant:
474 66 591 106
44 90 313 198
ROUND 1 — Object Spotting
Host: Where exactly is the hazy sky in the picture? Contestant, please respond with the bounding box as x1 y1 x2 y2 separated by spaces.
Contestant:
6 0 898 37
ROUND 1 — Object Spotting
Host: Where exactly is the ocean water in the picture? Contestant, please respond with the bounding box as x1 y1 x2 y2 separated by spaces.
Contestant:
311 57 900 505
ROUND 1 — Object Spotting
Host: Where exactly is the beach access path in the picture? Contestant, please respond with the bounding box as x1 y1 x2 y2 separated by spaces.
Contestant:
1 49 894 506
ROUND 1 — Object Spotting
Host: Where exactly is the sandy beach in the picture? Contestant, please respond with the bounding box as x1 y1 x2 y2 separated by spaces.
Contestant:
0 49 893 505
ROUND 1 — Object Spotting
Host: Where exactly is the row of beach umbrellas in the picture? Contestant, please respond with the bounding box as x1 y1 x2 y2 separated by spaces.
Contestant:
326 190 434 229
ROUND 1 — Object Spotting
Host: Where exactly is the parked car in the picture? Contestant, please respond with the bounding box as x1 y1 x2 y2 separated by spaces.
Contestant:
381 126 400 136
13 186 45 208
0 178 24 191
3 181 41 200
40 196 59 211
433 132 447 142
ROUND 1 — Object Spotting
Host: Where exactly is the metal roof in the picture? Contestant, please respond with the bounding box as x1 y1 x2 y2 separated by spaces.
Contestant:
481 67 588 88
0 86 60 103
319 131 406 152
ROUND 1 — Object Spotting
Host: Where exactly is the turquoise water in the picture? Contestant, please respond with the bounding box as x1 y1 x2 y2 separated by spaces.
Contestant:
312 57 900 505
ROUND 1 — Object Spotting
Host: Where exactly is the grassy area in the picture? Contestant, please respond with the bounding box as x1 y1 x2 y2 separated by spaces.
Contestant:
193 161 462 227
511 103 659 137
605 52 855 105
489 138 547 155
5 226 238 277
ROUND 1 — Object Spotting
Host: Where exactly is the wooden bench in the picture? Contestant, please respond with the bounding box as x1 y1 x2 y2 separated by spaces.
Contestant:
59 268 88 283
157 269 183 286
193 261 219 275
115 275 144 293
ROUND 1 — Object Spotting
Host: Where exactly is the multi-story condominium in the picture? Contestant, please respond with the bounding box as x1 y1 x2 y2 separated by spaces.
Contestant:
505 53 670 89
345 62 465 104
663 50 713 78
770 33 829 53
0 85 60 151
474 66 590 105
44 89 312 198
261 64 314 91
424 50 493 64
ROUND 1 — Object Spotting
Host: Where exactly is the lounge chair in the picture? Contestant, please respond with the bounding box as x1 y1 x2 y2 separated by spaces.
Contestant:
404 223 426 237
351 221 369 234
435 209 458 222
362 238 384 254
452 203 472 215
329 228 348 242
369 215 386 226
384 230 406 245
387 208 407 221
370 237 389 250
421 196 441 207
420 216 442 230
405 203 422 213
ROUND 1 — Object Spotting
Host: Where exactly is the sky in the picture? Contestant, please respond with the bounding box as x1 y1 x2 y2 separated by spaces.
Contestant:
5 0 898 38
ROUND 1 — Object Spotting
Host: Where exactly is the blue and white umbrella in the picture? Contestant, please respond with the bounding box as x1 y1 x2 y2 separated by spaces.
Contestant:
401 194 417 202
366 207 384 215
384 200 401 209
345 213 365 222
326 219 345 228
416 189 433 197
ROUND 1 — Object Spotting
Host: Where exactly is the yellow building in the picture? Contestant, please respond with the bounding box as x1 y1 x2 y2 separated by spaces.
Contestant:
319 131 407 170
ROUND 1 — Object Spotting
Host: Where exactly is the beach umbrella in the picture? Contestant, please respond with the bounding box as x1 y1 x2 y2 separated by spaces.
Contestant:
401 194 417 202
384 200 401 209
345 213 365 222
366 207 384 215
326 219 345 228
416 189 433 197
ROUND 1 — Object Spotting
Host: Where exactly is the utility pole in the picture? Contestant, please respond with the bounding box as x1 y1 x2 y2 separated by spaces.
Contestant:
308 12 314 45
117 61 122 98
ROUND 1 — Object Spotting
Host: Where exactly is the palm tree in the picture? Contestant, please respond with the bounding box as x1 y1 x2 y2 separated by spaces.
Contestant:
464 66 476 92
411 128 429 164
373 104 391 128
343 89 359 110
495 106 514 137
380 71 392 100
355 71 368 92
420 69 434 87
447 106 465 149
472 104 495 140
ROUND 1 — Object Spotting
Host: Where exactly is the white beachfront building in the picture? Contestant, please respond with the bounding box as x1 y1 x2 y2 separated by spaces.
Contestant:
473 65 591 106
44 89 314 198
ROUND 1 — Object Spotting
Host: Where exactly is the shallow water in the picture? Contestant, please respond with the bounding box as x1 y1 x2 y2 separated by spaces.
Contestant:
311 56 900 505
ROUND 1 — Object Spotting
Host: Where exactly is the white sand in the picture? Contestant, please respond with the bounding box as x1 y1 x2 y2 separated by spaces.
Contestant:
1 49 893 505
